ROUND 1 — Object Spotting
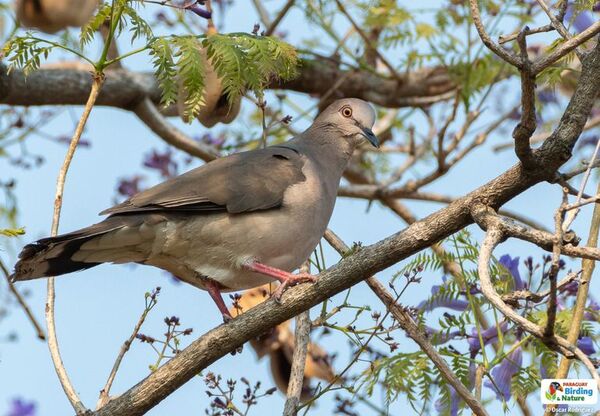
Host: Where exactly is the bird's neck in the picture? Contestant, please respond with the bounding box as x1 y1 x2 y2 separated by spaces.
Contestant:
293 125 356 175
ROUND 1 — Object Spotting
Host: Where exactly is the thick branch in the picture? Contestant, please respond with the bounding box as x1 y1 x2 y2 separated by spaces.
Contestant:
472 210 600 261
0 59 456 110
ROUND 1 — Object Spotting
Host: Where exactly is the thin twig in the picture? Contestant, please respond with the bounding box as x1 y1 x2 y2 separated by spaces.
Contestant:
134 98 219 163
251 0 272 27
563 134 600 230
502 270 580 306
499 24 554 44
334 0 401 80
282 262 311 416
0 259 45 340
47 72 105 415
97 290 159 409
494 113 600 152
265 0 295 36
473 365 485 416
534 0 585 62
544 191 568 337
472 210 600 261
532 21 600 74
553 180 600 387
564 194 600 211
469 0 521 67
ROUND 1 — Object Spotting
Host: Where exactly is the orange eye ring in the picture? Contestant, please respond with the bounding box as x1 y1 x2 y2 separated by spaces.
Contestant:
341 106 353 118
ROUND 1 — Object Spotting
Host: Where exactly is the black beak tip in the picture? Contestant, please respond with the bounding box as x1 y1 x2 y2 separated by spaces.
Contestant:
362 128 379 148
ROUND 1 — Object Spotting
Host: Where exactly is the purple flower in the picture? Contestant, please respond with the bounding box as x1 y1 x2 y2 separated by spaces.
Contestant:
143 149 178 178
435 388 459 416
435 361 476 416
188 5 211 19
538 89 558 104
468 321 509 357
7 398 36 416
577 135 600 150
559 280 579 296
485 346 523 402
594 2 600 12
565 5 594 33
584 300 600 321
181 1 211 19
498 255 525 290
55 135 91 147
577 336 596 355
418 284 469 312
117 176 144 198
197 133 226 148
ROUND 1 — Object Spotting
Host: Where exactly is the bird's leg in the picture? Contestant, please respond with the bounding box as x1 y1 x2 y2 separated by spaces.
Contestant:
242 261 317 302
204 279 233 323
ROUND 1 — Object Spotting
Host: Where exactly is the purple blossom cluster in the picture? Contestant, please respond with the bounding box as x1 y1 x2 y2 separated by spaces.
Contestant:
143 149 178 179
7 398 35 416
422 253 598 415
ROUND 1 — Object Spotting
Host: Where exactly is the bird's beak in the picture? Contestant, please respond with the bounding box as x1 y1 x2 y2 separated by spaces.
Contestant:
360 126 379 148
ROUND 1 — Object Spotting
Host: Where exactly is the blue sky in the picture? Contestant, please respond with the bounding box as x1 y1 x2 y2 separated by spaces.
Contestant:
0 1 599 415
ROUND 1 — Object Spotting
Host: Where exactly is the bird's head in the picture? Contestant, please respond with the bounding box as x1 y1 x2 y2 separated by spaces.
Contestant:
314 98 379 148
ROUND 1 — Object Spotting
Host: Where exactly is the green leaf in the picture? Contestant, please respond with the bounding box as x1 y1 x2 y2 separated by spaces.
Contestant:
173 36 206 121
80 2 112 47
149 37 178 108
0 227 25 237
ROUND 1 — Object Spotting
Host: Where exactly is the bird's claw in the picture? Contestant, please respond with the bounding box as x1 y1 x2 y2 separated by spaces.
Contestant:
272 272 317 303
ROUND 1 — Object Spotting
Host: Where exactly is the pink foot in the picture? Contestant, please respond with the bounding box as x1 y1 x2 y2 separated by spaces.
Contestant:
242 261 317 303
205 278 233 322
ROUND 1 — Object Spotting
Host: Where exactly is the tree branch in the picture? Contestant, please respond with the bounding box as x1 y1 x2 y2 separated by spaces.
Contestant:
282 264 311 416
0 58 457 110
48 73 105 416
532 21 600 74
0 259 45 340
469 0 522 68
133 98 219 162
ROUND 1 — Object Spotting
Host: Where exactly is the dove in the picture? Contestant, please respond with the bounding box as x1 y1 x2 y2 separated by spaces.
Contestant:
11 98 378 321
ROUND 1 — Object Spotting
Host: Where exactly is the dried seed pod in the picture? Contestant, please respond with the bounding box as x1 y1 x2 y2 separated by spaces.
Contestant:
231 285 337 401
40 60 93 71
177 47 242 128
16 0 98 34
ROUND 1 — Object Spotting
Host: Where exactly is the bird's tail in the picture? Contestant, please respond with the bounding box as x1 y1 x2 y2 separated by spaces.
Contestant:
11 215 151 282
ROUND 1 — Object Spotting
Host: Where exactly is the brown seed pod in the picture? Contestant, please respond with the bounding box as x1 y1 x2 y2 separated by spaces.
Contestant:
16 0 98 34
231 285 337 400
177 47 241 128
40 60 93 71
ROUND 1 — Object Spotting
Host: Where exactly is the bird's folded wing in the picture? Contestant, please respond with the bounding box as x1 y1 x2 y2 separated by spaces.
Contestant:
101 146 306 216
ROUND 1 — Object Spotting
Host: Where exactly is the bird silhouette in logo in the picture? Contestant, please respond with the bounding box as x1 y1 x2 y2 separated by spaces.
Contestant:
546 381 564 401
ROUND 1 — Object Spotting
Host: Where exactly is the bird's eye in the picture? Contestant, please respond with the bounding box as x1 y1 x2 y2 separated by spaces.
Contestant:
341 106 352 118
